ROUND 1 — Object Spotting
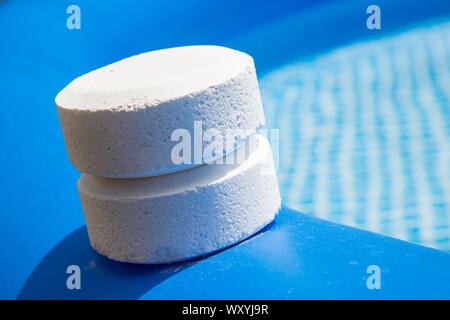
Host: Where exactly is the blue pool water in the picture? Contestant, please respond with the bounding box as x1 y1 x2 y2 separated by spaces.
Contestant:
260 20 450 250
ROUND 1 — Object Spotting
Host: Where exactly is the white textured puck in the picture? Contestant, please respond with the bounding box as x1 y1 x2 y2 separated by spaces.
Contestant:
56 45 265 177
78 135 281 264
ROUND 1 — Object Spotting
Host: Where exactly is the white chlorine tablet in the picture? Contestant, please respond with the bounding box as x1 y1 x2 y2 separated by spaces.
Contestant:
78 135 280 264
56 45 265 178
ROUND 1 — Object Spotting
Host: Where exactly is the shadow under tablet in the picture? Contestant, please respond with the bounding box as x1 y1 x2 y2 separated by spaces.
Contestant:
17 218 275 300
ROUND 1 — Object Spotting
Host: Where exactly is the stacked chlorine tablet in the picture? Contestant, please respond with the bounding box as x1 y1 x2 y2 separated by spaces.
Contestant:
56 45 281 264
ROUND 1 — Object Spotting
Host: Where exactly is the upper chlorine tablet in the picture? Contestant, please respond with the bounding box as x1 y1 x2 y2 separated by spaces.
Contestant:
56 45 266 178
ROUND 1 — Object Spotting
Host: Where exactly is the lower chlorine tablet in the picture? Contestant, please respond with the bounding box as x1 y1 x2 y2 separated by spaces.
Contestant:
78 134 281 264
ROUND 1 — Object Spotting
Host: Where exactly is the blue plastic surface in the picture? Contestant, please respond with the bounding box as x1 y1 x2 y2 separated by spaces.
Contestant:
17 206 450 299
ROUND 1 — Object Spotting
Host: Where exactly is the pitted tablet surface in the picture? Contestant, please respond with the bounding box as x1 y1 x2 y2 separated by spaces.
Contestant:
56 45 265 177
